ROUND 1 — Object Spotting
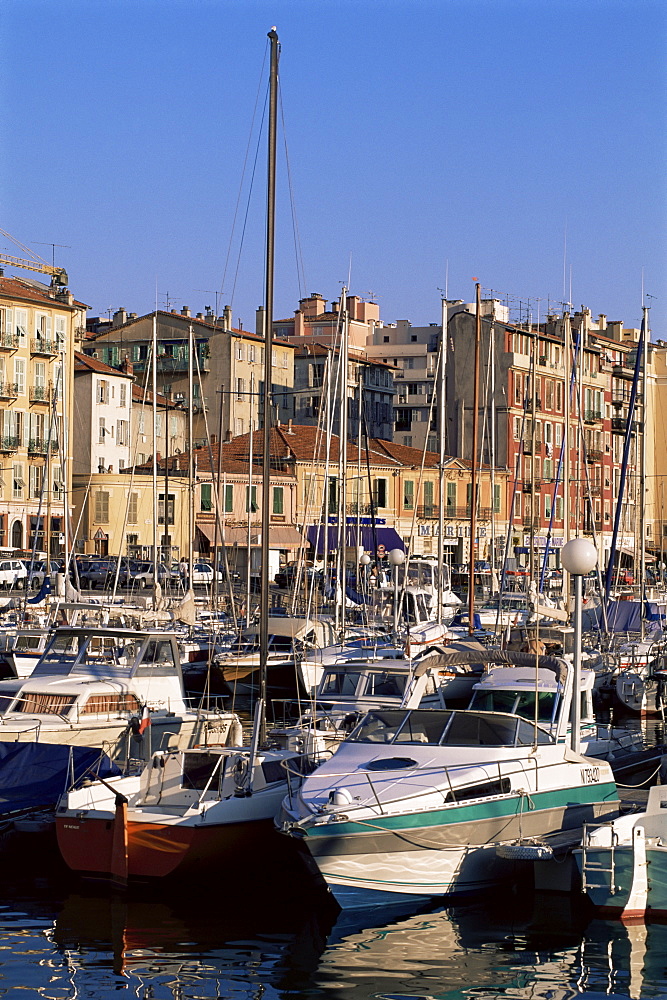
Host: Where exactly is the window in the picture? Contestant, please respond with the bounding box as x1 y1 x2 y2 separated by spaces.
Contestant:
224 484 233 513
200 483 213 512
29 464 43 499
97 380 109 404
403 480 414 509
237 378 245 400
34 362 46 390
98 418 105 444
54 315 66 343
14 359 25 395
246 485 258 512
423 480 434 515
493 484 501 514
15 309 27 340
0 306 14 337
120 383 127 407
446 482 456 510
236 342 244 361
158 493 175 525
95 490 109 523
544 493 552 519
128 492 138 524
272 486 284 514
116 420 129 446
373 478 388 508
12 462 24 500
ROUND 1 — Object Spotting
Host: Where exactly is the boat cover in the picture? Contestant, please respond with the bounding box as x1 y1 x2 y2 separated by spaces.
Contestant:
0 742 120 818
582 600 667 633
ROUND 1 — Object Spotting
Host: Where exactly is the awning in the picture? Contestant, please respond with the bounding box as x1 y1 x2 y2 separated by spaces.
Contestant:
306 524 404 556
617 546 656 563
195 521 217 544
199 524 305 549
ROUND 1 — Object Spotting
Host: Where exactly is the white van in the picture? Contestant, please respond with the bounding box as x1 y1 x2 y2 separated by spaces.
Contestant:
0 559 28 589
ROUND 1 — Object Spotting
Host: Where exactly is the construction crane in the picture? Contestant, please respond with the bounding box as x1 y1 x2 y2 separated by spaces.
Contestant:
0 228 68 288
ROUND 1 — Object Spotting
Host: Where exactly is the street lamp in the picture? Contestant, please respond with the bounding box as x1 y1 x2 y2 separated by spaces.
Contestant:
560 537 597 754
388 547 405 636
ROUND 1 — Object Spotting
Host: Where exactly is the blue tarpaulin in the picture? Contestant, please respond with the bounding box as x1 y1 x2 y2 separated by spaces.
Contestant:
0 743 121 818
307 525 404 555
582 600 667 633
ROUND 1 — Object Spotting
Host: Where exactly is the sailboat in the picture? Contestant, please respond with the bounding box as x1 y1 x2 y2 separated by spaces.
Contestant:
55 29 316 883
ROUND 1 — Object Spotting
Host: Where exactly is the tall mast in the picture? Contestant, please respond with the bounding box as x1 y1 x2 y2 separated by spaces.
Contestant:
639 304 649 635
259 27 279 731
468 283 481 634
437 296 447 623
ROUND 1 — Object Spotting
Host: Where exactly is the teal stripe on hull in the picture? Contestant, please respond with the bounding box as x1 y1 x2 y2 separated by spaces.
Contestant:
305 781 619 839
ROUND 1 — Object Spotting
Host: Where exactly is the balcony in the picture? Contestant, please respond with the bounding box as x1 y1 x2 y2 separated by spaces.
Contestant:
346 503 375 516
584 409 603 423
589 485 602 496
0 332 19 351
522 442 542 455
30 338 58 356
0 436 19 453
28 438 48 456
156 355 210 374
613 363 635 380
29 385 49 404
418 504 492 520
0 382 18 400
522 517 540 530
586 449 603 463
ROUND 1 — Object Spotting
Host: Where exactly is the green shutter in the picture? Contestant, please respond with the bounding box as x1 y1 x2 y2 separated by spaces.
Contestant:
225 484 233 513
201 483 212 512
273 486 284 514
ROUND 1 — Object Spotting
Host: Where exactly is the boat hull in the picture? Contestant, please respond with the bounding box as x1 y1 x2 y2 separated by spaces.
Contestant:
295 784 619 907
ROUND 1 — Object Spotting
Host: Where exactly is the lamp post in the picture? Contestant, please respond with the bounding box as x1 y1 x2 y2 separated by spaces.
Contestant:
560 537 597 754
388 547 405 636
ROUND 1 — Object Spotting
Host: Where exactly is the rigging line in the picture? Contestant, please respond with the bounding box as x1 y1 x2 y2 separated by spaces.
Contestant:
279 88 307 300
217 42 270 318
228 86 270 312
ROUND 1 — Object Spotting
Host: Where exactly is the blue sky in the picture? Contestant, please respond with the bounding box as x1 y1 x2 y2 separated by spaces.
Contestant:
1 0 665 335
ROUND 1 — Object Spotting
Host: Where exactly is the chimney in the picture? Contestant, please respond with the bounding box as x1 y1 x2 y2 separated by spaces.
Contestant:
225 430 233 443
181 306 191 317
121 356 133 376
112 308 127 327
256 306 265 336
223 305 232 330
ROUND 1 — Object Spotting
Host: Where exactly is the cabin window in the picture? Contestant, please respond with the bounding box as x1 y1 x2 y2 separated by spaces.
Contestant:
320 671 362 697
182 752 225 791
138 640 175 670
81 693 141 715
15 693 76 715
445 777 511 803
363 672 404 697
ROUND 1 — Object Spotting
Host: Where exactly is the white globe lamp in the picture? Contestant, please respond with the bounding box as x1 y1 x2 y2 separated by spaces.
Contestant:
560 537 597 755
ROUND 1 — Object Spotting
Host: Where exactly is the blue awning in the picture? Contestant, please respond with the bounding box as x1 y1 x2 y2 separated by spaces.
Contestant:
306 525 404 556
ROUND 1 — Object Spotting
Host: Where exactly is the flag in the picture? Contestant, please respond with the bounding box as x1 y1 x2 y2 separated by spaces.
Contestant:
138 705 151 736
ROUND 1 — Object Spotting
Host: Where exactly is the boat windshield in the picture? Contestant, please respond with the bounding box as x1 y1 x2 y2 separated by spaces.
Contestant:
348 708 551 747
468 688 557 725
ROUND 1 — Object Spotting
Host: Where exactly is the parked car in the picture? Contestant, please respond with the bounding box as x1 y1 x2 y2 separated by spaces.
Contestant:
191 562 224 587
120 561 179 589
23 559 62 590
0 559 28 590
79 557 131 589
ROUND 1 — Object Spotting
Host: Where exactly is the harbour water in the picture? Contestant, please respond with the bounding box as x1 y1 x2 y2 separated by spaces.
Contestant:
3 717 666 1000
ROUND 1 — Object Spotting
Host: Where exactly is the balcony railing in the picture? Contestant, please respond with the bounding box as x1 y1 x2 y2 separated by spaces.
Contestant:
0 436 19 452
586 449 603 462
417 505 493 520
522 517 541 529
0 382 19 400
30 338 58 356
346 503 375 516
156 356 210 373
29 385 49 403
584 409 603 423
28 438 48 455
613 363 635 380
0 332 19 351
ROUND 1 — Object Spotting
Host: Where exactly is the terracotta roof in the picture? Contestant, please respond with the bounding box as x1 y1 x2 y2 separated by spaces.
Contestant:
74 351 134 378
0 274 87 309
87 310 294 348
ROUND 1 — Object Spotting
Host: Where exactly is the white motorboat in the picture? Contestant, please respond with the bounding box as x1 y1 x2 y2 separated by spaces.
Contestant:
278 650 620 909
0 625 240 763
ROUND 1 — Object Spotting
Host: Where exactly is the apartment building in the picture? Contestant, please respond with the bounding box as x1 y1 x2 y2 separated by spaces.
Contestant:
446 304 647 573
0 273 82 555
85 306 294 446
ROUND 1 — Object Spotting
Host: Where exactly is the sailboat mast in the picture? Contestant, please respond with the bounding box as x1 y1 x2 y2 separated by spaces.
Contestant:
259 27 279 723
437 296 447 624
639 304 649 632
468 283 481 634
